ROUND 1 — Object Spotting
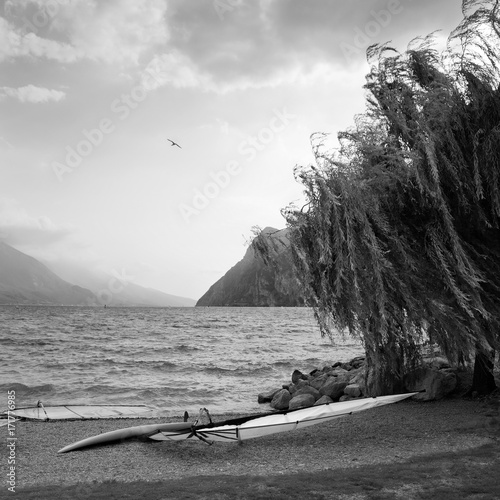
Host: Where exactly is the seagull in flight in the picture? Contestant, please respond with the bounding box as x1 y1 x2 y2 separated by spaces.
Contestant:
167 139 182 149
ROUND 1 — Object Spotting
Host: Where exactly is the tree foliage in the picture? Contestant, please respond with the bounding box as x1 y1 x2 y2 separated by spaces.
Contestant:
280 0 500 394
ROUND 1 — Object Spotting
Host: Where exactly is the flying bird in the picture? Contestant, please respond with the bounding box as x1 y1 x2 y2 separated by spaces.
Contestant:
167 139 182 149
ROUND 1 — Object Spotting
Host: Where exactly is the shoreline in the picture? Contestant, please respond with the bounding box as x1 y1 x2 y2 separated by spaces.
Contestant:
9 396 499 490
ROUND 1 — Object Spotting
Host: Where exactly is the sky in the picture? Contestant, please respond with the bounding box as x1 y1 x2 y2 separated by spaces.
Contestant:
0 0 465 301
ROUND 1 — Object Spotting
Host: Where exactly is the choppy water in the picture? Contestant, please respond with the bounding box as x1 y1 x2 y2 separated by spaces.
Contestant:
0 306 363 416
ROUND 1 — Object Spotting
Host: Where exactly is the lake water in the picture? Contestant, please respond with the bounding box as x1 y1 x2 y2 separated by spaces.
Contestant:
0 306 363 416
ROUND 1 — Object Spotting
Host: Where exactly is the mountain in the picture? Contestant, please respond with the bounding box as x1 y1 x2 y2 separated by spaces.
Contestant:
0 241 96 305
0 241 195 307
98 281 196 307
44 260 196 307
196 227 306 307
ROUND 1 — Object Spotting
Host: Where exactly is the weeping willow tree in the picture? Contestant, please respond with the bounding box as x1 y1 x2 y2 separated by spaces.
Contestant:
277 0 500 395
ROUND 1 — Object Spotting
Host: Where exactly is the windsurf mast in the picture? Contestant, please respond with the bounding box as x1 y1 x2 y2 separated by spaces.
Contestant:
37 400 49 421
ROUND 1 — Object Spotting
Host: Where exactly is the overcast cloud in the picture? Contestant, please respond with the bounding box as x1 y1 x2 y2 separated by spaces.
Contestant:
0 0 465 299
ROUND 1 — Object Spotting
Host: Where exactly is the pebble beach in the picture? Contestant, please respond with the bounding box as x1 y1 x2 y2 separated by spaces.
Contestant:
8 396 498 491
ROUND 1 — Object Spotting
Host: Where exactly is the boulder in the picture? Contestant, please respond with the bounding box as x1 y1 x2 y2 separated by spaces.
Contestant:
257 388 280 404
317 361 335 371
319 378 348 400
309 373 330 391
289 394 315 410
339 395 354 402
404 366 457 400
271 389 292 410
314 395 334 405
294 385 321 401
291 369 307 384
289 379 310 395
425 356 451 370
348 369 364 386
331 368 350 380
350 356 365 369
348 370 366 394
344 383 362 398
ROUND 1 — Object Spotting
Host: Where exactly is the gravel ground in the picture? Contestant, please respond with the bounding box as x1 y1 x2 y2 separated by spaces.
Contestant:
4 396 498 490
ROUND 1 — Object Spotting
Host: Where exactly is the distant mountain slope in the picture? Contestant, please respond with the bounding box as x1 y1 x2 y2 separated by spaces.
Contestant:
44 260 196 307
196 227 306 307
106 282 196 307
0 241 96 305
0 241 195 307
90 279 196 307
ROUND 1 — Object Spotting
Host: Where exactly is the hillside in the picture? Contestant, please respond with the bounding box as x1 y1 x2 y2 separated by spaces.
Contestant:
0 241 195 306
196 227 306 307
0 241 96 305
44 259 195 307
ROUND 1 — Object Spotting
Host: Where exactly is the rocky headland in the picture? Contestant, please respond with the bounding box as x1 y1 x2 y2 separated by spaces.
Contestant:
196 227 306 307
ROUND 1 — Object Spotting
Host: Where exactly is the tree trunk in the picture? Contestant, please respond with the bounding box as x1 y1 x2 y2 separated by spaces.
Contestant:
469 349 497 395
364 341 404 396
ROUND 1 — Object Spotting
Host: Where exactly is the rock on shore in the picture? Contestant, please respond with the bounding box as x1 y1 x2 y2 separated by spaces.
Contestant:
258 354 460 410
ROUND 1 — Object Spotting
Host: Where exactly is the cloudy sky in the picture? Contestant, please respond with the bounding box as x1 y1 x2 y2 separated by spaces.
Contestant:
0 0 464 300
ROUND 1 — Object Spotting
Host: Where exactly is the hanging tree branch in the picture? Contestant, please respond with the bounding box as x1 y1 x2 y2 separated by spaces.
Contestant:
282 0 500 395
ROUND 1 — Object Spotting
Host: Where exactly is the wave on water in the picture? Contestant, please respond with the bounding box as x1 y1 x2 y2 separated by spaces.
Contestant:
1 338 53 346
202 364 274 376
1 306 364 415
171 344 202 352
0 382 55 396
99 358 179 369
